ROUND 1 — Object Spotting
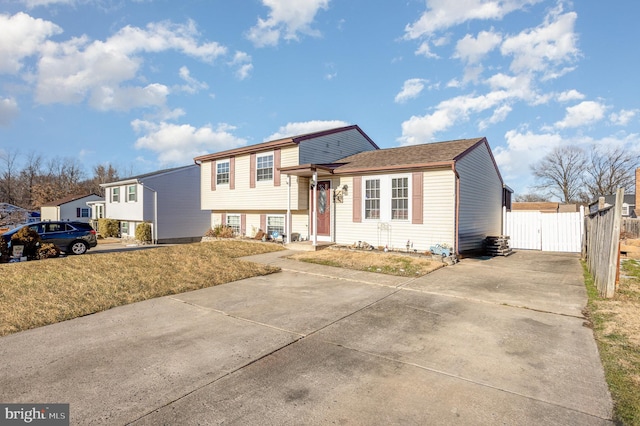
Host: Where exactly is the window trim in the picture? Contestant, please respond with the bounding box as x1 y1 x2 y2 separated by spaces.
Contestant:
127 185 137 202
111 187 120 203
266 214 285 238
360 175 412 222
256 152 274 182
217 160 230 185
226 213 241 235
364 178 380 220
391 177 409 221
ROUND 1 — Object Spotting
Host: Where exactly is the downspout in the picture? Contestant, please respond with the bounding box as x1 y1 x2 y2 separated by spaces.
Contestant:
287 175 291 244
312 170 318 247
453 165 460 255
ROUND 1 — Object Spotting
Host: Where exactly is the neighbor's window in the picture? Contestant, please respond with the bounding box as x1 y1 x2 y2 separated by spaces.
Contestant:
365 179 380 219
76 207 90 218
127 185 137 202
226 214 240 235
111 187 120 203
391 177 409 220
217 161 230 185
622 204 629 216
256 154 273 182
266 215 284 237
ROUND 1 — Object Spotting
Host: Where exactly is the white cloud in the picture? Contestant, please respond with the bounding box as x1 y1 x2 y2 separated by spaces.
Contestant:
556 89 584 102
265 120 349 141
553 100 606 129
500 6 579 79
0 12 62 74
479 104 512 130
21 0 75 8
454 30 502 64
229 51 253 80
177 66 209 94
246 0 330 47
405 0 541 40
394 78 427 103
132 120 247 165
33 19 226 110
610 109 638 126
0 97 20 126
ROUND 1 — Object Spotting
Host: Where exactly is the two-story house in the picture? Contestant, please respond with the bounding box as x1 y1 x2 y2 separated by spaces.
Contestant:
195 125 505 254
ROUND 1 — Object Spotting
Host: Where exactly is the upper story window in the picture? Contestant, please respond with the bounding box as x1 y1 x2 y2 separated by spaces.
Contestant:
391 177 409 220
127 185 137 202
111 187 120 203
365 179 380 219
217 161 230 185
256 153 273 182
622 203 630 216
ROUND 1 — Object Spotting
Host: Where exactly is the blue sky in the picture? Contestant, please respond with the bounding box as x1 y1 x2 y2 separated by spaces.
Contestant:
1 0 638 196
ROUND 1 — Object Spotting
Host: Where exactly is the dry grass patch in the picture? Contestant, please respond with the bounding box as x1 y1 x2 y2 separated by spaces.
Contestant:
0 241 284 337
585 259 640 425
288 248 444 277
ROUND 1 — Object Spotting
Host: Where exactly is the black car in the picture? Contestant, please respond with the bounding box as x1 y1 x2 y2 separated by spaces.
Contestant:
2 221 98 255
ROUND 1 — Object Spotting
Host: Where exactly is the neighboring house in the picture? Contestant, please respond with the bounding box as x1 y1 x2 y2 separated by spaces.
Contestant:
195 125 505 254
40 194 103 223
0 203 40 229
588 194 636 217
512 202 582 213
101 165 210 243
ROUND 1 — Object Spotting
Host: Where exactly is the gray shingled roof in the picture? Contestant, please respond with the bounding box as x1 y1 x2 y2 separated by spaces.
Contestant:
333 137 485 173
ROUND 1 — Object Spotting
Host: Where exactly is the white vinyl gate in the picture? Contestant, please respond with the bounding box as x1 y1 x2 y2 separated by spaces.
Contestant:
503 207 584 252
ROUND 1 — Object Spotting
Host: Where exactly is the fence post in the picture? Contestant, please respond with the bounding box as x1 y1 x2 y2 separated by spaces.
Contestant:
605 188 624 298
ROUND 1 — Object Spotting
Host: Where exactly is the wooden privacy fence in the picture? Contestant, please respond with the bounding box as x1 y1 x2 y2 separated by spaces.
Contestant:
622 218 640 239
583 188 624 298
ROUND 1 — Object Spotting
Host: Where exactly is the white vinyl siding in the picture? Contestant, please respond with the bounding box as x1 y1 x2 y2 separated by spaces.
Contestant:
456 142 502 252
334 171 456 252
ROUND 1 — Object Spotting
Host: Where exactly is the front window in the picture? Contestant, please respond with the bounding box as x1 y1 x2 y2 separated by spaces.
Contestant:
226 214 240 235
391 177 409 220
111 187 120 203
121 221 129 236
266 215 284 238
257 154 273 182
365 179 380 219
127 185 137 202
96 205 104 219
217 161 230 185
77 207 90 218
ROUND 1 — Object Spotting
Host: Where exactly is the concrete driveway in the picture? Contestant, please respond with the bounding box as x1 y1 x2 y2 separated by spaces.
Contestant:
0 250 613 425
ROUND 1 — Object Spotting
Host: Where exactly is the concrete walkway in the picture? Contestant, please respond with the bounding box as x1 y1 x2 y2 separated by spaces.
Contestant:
0 250 613 425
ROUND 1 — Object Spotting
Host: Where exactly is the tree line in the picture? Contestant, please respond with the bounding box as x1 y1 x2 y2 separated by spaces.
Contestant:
518 145 638 204
0 150 133 210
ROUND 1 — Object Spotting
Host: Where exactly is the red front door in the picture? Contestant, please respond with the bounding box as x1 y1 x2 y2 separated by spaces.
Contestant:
313 181 331 236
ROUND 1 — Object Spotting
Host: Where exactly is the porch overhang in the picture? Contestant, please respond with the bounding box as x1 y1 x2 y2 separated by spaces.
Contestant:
278 163 342 178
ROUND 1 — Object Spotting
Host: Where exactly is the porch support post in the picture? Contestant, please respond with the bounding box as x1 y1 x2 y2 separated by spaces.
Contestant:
286 175 291 244
312 170 318 247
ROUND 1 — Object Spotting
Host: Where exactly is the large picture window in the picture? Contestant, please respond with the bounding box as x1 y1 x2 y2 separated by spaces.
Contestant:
256 154 273 182
217 161 230 185
391 177 409 220
364 179 380 219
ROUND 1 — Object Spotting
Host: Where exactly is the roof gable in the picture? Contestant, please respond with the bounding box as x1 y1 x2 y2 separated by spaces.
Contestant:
193 125 378 163
101 165 196 187
41 193 101 207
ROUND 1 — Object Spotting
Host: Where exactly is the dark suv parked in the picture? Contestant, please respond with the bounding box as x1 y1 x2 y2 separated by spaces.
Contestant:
2 221 98 255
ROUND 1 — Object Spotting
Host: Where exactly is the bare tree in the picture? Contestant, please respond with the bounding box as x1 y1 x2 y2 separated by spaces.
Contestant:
531 145 588 203
0 149 20 205
514 192 549 202
86 164 120 196
583 145 638 197
16 152 43 209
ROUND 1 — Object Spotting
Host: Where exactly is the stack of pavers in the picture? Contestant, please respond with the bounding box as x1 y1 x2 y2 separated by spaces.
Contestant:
484 235 512 256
